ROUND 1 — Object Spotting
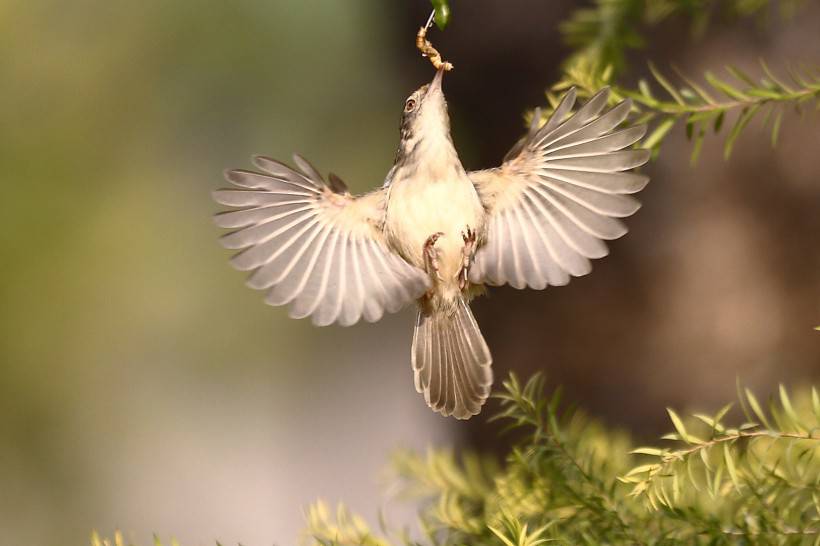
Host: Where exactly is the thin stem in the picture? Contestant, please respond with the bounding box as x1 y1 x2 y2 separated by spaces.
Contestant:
424 9 435 30
631 87 819 117
668 430 819 461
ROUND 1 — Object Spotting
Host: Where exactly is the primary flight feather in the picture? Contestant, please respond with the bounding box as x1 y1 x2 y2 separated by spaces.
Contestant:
213 69 649 419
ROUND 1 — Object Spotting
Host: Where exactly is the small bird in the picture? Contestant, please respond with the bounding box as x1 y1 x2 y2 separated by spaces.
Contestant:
213 69 649 419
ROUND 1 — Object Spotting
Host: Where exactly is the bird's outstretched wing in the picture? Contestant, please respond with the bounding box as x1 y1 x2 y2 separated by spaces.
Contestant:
468 88 650 289
214 155 430 326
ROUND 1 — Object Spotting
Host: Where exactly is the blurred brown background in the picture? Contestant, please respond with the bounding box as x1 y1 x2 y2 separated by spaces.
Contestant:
0 1 817 545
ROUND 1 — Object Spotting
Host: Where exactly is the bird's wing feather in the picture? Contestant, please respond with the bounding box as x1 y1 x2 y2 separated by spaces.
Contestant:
469 88 650 289
214 154 430 326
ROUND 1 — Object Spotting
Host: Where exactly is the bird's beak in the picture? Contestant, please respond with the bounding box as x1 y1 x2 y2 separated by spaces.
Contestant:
428 67 445 95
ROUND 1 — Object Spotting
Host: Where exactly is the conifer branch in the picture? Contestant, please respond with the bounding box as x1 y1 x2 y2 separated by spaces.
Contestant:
623 383 820 540
298 375 820 546
559 0 807 77
542 59 820 163
91 377 820 546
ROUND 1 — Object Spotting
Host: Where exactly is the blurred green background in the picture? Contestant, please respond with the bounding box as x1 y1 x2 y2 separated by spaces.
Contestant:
1 1 818 545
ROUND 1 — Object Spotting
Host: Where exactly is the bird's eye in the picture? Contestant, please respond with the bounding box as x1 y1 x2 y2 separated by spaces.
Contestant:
404 98 417 112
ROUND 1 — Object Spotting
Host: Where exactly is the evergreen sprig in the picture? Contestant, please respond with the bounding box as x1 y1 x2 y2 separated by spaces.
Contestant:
429 1 816 164
542 59 820 163
306 501 391 546
92 530 185 546
559 0 806 76
300 374 820 546
623 383 820 537
91 376 820 545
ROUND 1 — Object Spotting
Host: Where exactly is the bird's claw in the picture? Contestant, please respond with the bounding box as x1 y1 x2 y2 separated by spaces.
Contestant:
462 227 476 246
424 232 445 284
459 226 476 290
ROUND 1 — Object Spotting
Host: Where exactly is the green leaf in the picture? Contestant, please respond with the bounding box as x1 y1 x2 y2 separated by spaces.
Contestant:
686 110 716 123
667 408 691 444
714 403 733 429
726 65 756 87
771 109 783 147
812 387 820 423
673 66 716 104
724 104 760 159
644 117 676 150
786 62 811 88
760 59 794 93
488 525 517 546
745 388 773 429
650 63 685 105
712 463 724 498
693 413 715 428
601 64 614 83
705 71 750 101
747 88 785 100
779 384 805 432
690 128 705 165
672 470 681 502
631 447 664 456
686 453 702 491
723 442 741 492
713 110 725 132
430 0 450 30
638 79 655 102
681 88 698 102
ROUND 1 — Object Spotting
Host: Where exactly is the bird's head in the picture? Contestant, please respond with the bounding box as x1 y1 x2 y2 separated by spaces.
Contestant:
396 68 452 162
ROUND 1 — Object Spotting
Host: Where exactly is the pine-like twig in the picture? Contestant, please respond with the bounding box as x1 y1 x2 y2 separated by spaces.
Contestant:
543 59 820 163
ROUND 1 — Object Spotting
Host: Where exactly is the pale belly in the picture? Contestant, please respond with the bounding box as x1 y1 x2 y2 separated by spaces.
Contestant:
385 176 485 282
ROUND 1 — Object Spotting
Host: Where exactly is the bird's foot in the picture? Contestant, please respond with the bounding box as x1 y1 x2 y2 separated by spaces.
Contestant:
423 232 445 286
458 226 476 290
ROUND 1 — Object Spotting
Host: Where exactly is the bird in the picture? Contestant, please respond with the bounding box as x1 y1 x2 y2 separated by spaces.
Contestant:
213 68 650 420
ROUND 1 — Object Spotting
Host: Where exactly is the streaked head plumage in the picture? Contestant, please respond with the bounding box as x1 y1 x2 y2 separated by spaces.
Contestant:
398 69 450 157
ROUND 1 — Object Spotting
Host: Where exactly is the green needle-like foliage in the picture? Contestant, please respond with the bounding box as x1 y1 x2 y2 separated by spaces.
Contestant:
559 0 807 76
548 0 819 164
301 374 820 546
306 502 392 546
432 1 817 165
91 531 184 546
90 376 820 545
544 58 820 163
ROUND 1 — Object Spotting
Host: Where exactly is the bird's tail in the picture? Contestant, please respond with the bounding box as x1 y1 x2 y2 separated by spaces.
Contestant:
411 297 493 419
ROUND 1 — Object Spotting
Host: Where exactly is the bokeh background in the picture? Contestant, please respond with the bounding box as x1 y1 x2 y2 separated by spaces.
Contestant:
1 1 818 544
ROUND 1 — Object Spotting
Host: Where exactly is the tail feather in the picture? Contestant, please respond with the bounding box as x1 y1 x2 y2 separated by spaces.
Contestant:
411 298 493 419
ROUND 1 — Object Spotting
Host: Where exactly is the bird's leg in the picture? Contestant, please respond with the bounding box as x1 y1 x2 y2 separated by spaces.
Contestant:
458 226 476 290
423 232 445 286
